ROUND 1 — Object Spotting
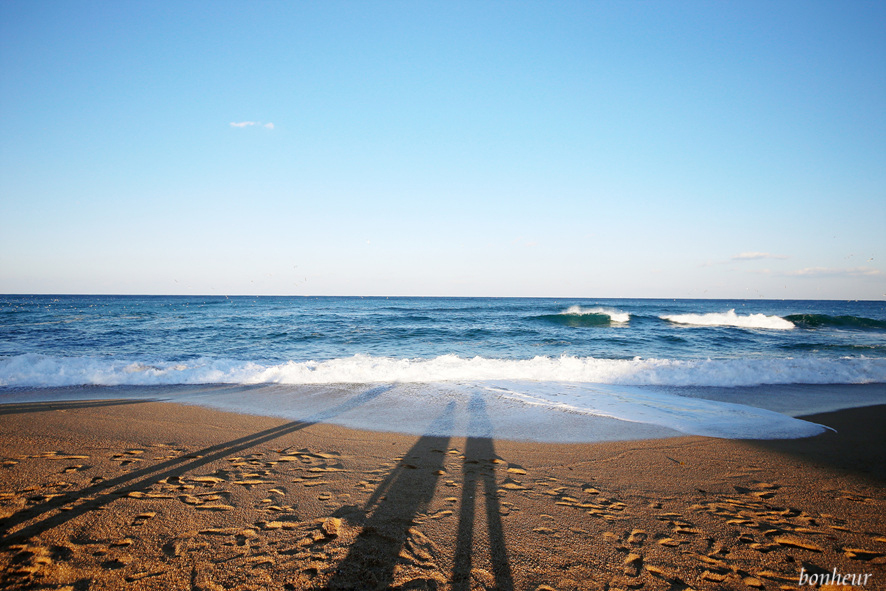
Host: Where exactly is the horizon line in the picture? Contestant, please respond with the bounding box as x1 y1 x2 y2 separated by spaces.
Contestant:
1 293 882 302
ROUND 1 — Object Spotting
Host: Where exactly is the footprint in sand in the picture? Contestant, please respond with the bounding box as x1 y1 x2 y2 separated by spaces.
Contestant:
532 526 557 536
300 480 332 488
191 475 225 486
197 503 235 511
500 478 527 491
839 491 876 504
233 478 273 487
132 512 156 525
738 534 779 553
37 451 91 461
161 537 189 558
109 450 145 466
506 464 527 475
4 544 58 578
771 535 823 552
844 547 885 561
623 552 643 577
62 464 89 473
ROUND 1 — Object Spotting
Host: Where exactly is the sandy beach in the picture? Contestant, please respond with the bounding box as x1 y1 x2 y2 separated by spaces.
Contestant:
1 398 884 590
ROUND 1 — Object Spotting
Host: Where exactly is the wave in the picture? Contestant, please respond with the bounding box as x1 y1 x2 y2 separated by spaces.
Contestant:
478 382 829 440
533 306 630 327
661 309 795 330
784 314 886 330
1 353 883 389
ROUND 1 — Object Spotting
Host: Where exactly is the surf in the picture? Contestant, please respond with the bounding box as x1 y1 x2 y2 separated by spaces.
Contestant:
532 306 630 327
2 353 884 389
661 309 795 330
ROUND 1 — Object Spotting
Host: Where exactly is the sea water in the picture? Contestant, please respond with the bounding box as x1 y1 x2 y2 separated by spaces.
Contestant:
1 296 884 441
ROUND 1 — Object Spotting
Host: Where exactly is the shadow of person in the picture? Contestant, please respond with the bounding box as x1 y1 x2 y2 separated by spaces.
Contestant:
327 402 456 591
452 393 514 591
0 398 160 416
0 385 394 545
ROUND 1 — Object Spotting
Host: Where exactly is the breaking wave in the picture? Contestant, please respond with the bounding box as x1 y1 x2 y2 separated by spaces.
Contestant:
533 306 630 327
1 353 883 389
661 309 795 330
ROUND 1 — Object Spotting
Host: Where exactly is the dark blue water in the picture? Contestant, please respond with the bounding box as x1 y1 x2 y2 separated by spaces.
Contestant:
1 296 884 368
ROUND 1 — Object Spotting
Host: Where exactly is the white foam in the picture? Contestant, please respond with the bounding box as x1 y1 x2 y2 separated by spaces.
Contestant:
563 305 630 323
6 380 823 441
661 309 795 330
1 353 884 388
3 358 880 440
475 381 829 439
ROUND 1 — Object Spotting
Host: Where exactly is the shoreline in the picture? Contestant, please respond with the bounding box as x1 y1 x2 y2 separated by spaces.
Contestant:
0 400 884 590
2 382 884 444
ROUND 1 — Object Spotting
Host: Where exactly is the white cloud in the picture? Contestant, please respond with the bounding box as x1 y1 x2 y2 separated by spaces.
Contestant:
700 251 789 267
731 252 788 261
785 266 883 278
230 121 275 130
754 266 883 278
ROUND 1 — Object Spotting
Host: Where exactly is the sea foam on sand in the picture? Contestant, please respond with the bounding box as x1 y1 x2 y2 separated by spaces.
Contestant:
6 382 883 442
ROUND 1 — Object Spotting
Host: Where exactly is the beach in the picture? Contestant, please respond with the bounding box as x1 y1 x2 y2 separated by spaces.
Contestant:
1 398 884 590
4 0 886 586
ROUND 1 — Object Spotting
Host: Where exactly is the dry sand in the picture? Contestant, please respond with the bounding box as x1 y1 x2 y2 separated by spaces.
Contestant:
0 398 884 590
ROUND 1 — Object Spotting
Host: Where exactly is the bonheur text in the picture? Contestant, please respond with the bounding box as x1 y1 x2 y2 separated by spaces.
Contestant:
799 567 872 587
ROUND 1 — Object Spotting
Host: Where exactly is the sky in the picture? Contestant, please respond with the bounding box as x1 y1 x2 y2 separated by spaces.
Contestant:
1 1 884 299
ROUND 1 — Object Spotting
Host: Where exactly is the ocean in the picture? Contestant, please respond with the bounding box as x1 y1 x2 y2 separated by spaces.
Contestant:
1 295 884 442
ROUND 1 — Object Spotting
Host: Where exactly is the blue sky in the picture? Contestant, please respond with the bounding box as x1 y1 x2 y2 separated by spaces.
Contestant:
1 1 884 299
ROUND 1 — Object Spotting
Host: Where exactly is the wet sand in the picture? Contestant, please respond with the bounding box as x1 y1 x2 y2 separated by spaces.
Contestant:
0 398 884 590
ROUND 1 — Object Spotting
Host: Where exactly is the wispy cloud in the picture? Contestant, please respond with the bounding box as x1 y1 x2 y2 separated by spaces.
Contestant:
785 266 883 278
230 121 275 129
700 251 789 267
731 252 788 261
754 266 883 278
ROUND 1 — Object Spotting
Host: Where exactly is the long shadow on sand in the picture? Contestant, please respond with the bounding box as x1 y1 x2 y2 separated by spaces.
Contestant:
328 394 514 591
452 394 514 591
0 385 393 546
0 398 160 416
327 402 456 590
